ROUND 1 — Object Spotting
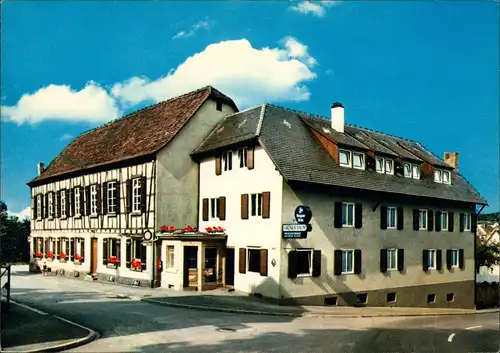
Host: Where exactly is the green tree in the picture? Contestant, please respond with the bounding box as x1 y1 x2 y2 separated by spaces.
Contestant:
0 201 30 264
476 239 500 272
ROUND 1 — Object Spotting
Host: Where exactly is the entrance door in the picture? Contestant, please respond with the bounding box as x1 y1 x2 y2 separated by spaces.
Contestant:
225 248 235 286
153 241 162 288
183 246 198 289
91 238 98 275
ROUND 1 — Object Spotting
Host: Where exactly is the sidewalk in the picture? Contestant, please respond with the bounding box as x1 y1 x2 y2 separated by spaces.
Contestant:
1 300 97 353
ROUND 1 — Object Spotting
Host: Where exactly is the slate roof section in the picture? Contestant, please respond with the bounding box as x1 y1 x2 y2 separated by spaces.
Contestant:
29 86 237 185
343 126 399 158
194 103 486 205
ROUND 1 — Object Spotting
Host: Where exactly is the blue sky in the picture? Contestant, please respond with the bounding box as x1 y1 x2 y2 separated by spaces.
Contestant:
1 0 499 217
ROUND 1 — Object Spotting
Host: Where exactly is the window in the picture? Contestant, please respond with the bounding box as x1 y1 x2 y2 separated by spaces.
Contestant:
450 249 459 268
341 250 354 274
166 245 175 269
342 203 355 227
352 152 365 170
385 159 394 174
339 149 351 167
107 181 117 213
74 188 81 216
404 163 412 177
427 249 436 269
419 209 428 230
90 185 98 215
412 164 420 179
441 211 449 231
48 193 54 218
376 157 384 173
250 193 263 217
216 100 223 111
443 171 451 184
434 169 442 183
61 191 66 217
223 151 233 171
132 239 145 262
387 249 398 270
37 195 42 219
75 238 84 259
238 147 247 168
132 178 141 212
106 238 119 257
387 207 397 229
247 248 261 273
464 213 471 231
210 198 219 219
376 157 393 174
296 249 313 277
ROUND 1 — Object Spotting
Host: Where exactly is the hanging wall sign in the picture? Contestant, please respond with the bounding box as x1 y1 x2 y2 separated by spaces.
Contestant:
294 206 312 224
282 205 313 239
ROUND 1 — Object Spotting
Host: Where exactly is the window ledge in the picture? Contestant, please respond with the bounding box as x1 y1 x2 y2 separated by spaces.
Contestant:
90 215 99 219
341 271 354 275
296 273 312 278
130 212 142 217
74 215 82 219
342 225 355 228
106 213 118 217
60 216 68 220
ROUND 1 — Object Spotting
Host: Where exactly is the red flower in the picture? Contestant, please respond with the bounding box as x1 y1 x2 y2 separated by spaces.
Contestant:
168 226 176 232
47 251 55 258
108 256 119 263
35 251 43 258
160 225 168 232
184 225 196 232
217 226 225 232
74 254 83 261
59 252 67 259
205 227 213 233
131 259 142 269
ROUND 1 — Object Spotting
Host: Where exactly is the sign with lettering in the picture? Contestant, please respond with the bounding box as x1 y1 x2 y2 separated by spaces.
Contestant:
294 206 312 224
282 224 308 232
282 230 307 239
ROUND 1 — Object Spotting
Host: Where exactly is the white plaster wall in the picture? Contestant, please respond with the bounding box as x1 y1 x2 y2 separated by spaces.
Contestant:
160 240 183 290
198 144 284 298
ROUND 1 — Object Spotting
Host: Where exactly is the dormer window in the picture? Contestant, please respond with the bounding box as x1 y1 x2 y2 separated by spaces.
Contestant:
442 170 451 184
404 162 421 179
352 152 365 170
339 149 365 170
404 163 411 178
375 156 393 174
434 169 442 183
385 159 394 175
412 164 420 179
339 149 351 167
434 168 451 184
223 151 233 171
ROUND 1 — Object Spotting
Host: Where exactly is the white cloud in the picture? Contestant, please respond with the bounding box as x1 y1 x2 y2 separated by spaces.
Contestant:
289 1 339 17
173 20 212 39
9 207 30 220
60 133 73 141
1 82 120 125
111 38 318 108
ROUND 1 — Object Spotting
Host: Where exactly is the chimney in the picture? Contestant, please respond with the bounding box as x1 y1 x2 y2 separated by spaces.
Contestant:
331 102 344 133
37 162 45 176
444 152 459 171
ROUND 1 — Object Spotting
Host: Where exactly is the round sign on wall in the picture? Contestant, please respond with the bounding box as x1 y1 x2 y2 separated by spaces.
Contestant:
294 205 312 224
143 231 153 241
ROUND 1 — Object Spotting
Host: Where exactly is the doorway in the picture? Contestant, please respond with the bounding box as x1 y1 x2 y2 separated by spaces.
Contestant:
154 241 162 288
91 238 98 275
183 246 198 289
225 248 235 286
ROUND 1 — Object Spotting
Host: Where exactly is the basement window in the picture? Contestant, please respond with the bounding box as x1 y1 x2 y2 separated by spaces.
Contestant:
427 293 436 303
387 292 397 303
446 293 455 302
324 297 338 306
356 293 368 304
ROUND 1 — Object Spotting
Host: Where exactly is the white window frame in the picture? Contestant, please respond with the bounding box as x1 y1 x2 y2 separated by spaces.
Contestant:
464 213 472 231
48 192 54 218
419 209 428 230
387 248 398 271
107 181 117 214
341 249 355 274
75 238 84 258
441 211 448 231
250 193 263 217
210 198 219 220
403 163 412 178
450 249 459 268
74 188 81 216
352 152 365 170
339 149 352 168
132 178 141 213
131 238 144 263
427 249 437 269
342 202 355 228
37 195 42 219
412 164 420 179
166 245 175 269
223 150 233 171
296 248 313 278
238 147 248 168
434 169 443 183
376 157 385 173
443 170 451 184
60 190 66 217
387 206 397 229
106 238 118 258
90 185 98 215
376 156 394 175
385 158 394 175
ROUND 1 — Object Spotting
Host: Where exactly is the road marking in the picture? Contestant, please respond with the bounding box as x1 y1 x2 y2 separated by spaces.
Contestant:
447 333 455 342
465 325 482 330
11 300 48 315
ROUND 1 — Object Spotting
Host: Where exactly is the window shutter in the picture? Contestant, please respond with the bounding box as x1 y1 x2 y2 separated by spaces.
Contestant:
446 249 452 269
459 249 465 269
334 250 342 275
380 249 388 272
70 238 75 261
44 194 49 218
427 210 434 231
81 239 86 259
241 194 249 219
56 238 61 255
126 179 132 213
79 187 84 215
218 196 226 221
259 249 268 277
354 204 362 228
247 146 255 170
65 238 70 256
397 207 404 230
215 155 222 175
64 189 69 216
288 251 298 279
435 211 441 232
85 186 91 216
69 189 74 216
33 196 38 220
397 249 404 272
471 214 477 233
56 191 61 218
238 248 246 274
116 239 121 264
380 206 388 230
102 239 108 264
262 192 271 219
413 209 419 231
354 249 362 274
448 212 454 232
334 202 342 228
422 250 429 271
312 250 321 277
44 238 49 255
102 182 108 215
115 182 121 214
140 176 147 213
96 184 102 215
141 244 147 270
436 250 442 271
459 213 465 232
202 198 209 221
126 239 132 268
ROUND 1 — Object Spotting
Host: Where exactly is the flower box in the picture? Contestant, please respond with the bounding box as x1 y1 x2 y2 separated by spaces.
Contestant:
130 259 144 272
47 251 55 260
180 225 197 234
106 256 119 269
73 260 82 265
58 253 68 262
106 263 118 269
160 225 176 233
34 252 43 259
205 226 225 235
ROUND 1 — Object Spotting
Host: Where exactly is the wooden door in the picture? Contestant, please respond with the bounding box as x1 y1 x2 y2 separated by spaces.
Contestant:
91 238 98 275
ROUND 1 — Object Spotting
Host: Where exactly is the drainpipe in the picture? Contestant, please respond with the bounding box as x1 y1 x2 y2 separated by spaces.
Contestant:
151 237 155 289
474 204 486 308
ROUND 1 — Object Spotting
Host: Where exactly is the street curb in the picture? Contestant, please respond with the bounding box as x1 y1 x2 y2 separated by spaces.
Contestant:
3 300 99 353
141 298 500 319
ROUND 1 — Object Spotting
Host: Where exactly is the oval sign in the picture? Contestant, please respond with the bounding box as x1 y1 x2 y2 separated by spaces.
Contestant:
143 231 153 241
294 205 312 224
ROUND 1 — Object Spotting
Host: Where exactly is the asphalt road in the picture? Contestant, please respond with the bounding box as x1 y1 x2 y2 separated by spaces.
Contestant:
8 266 500 353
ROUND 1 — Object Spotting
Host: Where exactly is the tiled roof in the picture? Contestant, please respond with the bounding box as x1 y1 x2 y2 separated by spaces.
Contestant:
29 86 237 185
193 103 486 205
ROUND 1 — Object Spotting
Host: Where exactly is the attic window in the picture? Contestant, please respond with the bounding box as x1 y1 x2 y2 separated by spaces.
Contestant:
339 149 351 167
442 170 451 184
434 169 442 183
376 156 393 175
434 168 451 184
405 163 421 179
352 152 365 170
216 100 223 111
